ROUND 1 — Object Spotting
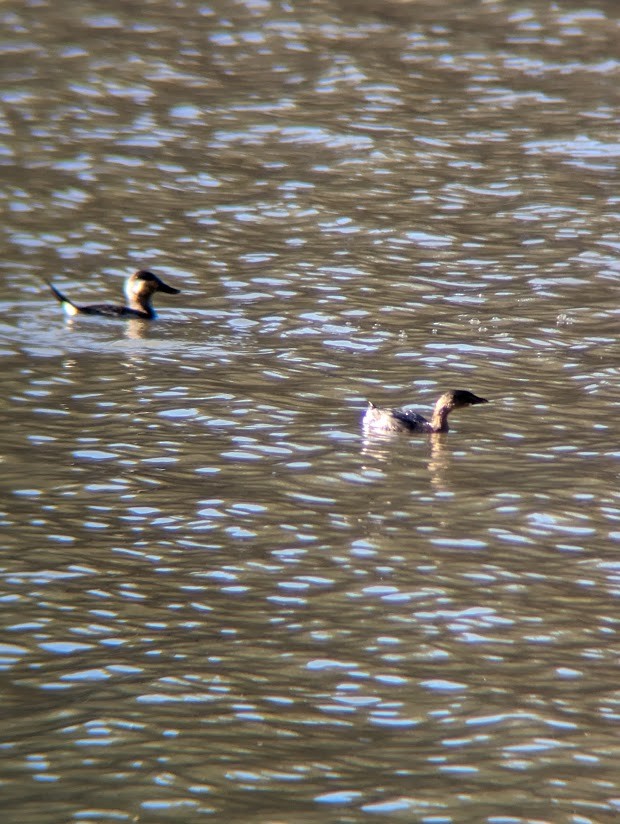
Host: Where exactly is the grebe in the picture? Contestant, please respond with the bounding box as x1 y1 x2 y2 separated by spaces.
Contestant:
363 389 488 435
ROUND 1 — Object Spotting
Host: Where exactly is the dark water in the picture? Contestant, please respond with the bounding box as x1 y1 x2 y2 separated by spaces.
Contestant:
2 1 620 822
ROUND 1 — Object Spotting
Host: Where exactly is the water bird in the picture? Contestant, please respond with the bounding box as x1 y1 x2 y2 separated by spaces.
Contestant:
46 269 180 319
363 389 488 435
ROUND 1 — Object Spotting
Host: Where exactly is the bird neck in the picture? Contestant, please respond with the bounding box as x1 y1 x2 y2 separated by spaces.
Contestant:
430 403 452 433
128 291 155 318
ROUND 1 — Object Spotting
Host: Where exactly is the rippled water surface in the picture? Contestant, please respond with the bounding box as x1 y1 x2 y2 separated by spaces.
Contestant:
2 0 620 822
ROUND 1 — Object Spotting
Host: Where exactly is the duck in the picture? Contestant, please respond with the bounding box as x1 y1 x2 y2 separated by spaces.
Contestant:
362 389 488 435
46 269 180 319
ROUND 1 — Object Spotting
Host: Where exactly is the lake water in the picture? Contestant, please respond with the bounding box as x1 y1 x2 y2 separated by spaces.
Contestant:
1 0 620 822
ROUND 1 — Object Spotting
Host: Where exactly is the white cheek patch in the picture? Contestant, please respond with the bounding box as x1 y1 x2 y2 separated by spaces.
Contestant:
63 302 79 316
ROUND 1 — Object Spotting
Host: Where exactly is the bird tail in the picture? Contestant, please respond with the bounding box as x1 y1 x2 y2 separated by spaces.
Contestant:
45 281 80 316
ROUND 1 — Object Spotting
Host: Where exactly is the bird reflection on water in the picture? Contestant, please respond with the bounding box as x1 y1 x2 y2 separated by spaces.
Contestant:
361 389 489 492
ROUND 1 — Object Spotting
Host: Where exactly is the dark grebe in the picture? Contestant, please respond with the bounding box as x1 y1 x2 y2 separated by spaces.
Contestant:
363 389 488 435
47 269 180 319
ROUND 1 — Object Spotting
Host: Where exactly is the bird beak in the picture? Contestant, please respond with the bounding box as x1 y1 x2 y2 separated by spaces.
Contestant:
156 279 181 294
